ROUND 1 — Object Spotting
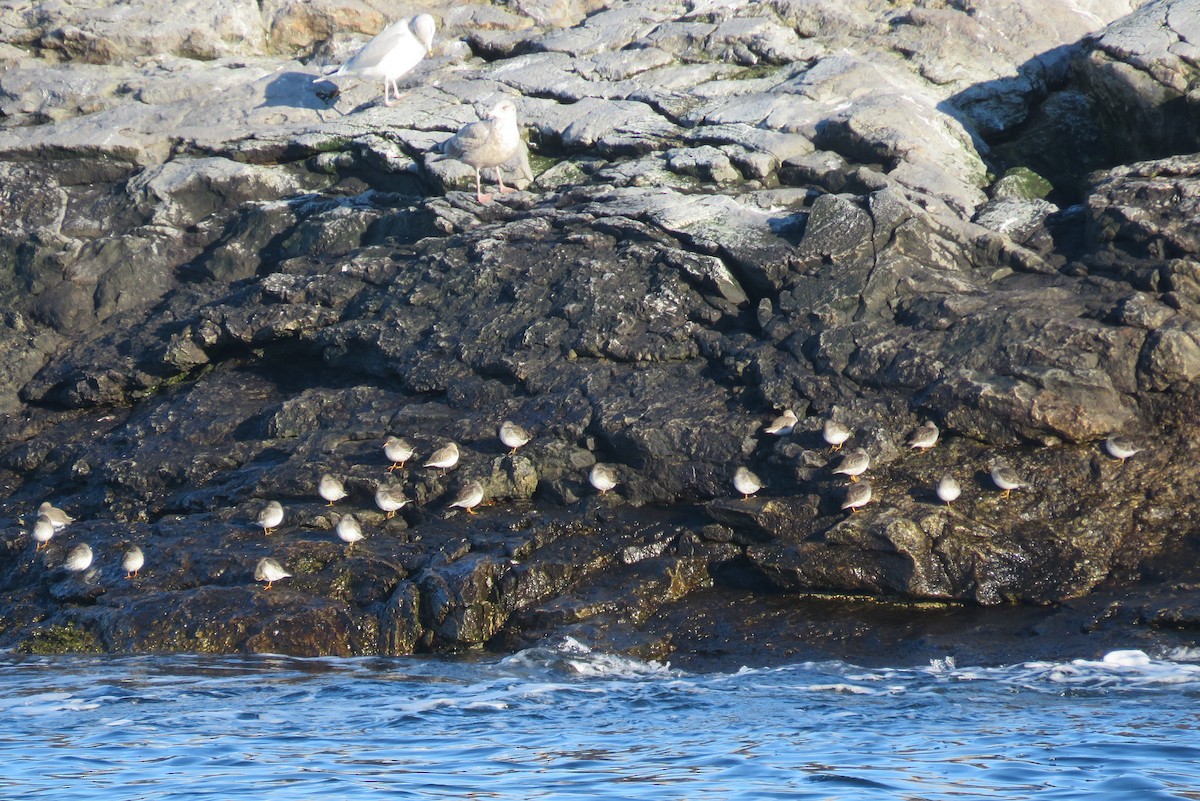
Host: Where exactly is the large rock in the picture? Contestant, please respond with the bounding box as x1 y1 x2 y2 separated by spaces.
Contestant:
5 0 1200 664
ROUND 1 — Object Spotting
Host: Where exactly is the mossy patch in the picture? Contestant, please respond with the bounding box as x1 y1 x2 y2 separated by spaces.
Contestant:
291 556 326 575
527 154 560 176
18 623 102 655
992 166 1053 200
731 64 781 80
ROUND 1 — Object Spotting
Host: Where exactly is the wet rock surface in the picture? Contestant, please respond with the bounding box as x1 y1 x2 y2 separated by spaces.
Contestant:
2 0 1200 665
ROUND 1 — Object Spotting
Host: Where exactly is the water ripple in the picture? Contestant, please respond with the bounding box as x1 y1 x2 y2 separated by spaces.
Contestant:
2 645 1199 799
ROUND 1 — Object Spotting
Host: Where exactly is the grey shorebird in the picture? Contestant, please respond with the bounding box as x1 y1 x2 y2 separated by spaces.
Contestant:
1103 434 1141 462
318 474 348 506
823 419 851 451
833 448 870 483
64 543 93 572
336 514 365 552
122 545 144 579
375 486 407 519
384 436 416 471
32 514 56 551
936 474 961 506
254 557 291 590
424 442 460 474
38 501 74 530
763 409 798 436
841 481 873 513
907 421 939 450
733 466 763 499
990 461 1025 498
449 480 485 514
257 500 284 535
499 421 532 454
589 463 619 495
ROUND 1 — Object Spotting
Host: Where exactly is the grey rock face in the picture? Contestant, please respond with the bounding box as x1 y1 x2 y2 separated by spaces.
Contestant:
4 0 1200 663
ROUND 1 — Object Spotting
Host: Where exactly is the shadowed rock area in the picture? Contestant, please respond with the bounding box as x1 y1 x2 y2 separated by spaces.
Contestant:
2 0 1200 666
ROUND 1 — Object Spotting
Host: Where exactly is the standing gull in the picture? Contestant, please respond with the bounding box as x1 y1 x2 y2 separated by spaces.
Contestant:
384 436 416 472
589 463 619 495
32 514 56 551
936 474 961 506
319 474 348 506
336 514 365 553
841 481 873 513
1104 434 1141 462
443 98 521 204
424 442 460 474
763 409 798 436
990 461 1025 498
448 480 485 514
833 448 870 483
907 421 939 450
257 500 284 536
65 543 93 572
122 545 144 579
499 421 532 454
823 419 851 451
733 466 763 499
317 14 436 107
375 485 407 519
38 501 74 530
255 557 291 590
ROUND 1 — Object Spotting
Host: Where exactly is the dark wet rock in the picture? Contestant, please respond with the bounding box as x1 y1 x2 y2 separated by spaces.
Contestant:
2 0 1200 666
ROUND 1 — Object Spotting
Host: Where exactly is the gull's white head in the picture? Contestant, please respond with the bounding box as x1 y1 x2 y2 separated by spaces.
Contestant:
411 14 437 55
488 98 517 122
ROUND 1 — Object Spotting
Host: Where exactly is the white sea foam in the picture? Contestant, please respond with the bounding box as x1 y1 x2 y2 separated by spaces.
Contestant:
501 637 680 680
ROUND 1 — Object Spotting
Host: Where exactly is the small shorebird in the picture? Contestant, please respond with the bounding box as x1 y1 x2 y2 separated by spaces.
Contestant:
336 514 365 553
841 482 873 513
833 448 870 483
907 421 939 450
733 466 763 499
499 421 532 454
424 442 460 474
318 474 348 506
589 463 619 495
38 501 74 530
443 98 522 204
64 543 93 572
449 480 485 514
1103 434 1141 462
254 557 291 590
375 486 407 519
384 436 416 471
936 474 961 506
32 514 56 551
823 419 851 451
763 409 798 436
257 500 284 535
990 461 1025 498
316 14 436 107
122 545 144 579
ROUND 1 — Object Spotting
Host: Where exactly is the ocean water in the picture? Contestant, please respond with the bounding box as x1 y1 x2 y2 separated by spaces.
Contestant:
3 640 1200 799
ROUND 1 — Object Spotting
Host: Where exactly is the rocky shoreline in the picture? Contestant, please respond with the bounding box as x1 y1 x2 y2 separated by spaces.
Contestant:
2 0 1200 666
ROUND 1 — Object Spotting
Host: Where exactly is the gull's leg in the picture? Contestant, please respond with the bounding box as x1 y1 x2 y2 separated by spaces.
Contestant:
476 168 493 204
496 166 516 194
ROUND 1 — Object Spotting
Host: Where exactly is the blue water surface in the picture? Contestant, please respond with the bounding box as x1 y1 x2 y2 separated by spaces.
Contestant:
2 641 1199 799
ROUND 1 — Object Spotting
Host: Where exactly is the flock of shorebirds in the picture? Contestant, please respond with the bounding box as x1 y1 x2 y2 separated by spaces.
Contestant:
25 408 1143 591
740 410 1143 514
23 418 625 591
312 13 522 204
